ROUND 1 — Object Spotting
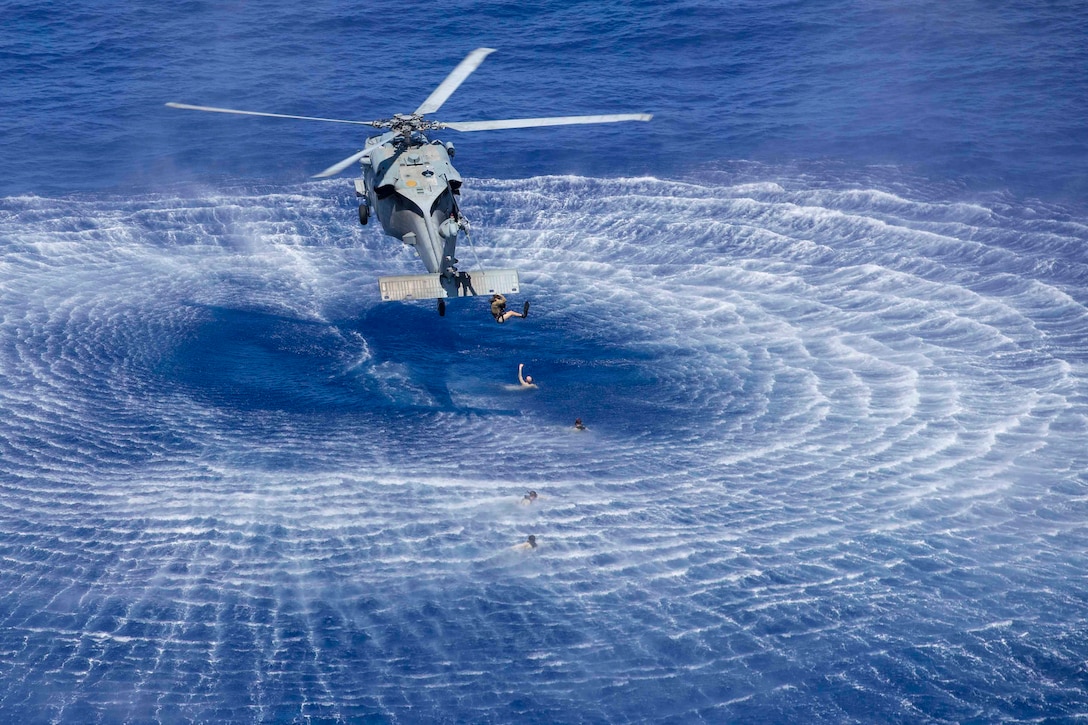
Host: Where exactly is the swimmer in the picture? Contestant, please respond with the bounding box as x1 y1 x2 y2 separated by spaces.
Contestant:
574 418 587 431
520 490 539 505
513 535 538 550
518 363 538 389
490 293 529 324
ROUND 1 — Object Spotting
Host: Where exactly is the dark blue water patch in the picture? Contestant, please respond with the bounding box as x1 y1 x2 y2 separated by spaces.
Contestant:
164 300 470 414
165 303 390 411
159 290 708 439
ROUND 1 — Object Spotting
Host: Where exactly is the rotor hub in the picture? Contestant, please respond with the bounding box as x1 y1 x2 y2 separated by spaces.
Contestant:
370 113 444 134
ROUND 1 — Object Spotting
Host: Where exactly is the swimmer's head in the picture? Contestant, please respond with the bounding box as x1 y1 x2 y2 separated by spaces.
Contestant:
528 490 537 499
525 376 533 383
527 535 537 548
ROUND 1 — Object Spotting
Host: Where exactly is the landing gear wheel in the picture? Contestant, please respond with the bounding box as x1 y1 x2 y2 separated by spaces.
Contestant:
438 299 446 317
358 203 369 225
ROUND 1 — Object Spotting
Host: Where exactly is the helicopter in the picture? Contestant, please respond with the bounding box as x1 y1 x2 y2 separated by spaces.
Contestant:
166 48 651 315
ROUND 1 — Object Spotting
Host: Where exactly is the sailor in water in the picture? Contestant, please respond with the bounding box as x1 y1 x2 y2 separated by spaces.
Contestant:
490 293 529 324
520 490 539 505
513 535 538 550
573 418 587 431
518 363 537 389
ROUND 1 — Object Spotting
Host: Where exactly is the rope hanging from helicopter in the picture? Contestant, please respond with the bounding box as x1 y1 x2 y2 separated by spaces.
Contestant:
461 222 484 272
445 172 484 271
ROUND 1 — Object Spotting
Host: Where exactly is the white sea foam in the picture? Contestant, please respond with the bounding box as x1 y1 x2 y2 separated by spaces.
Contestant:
1 175 1087 722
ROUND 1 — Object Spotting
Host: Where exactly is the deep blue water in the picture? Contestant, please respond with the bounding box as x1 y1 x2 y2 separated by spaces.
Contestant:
2 1 1088 723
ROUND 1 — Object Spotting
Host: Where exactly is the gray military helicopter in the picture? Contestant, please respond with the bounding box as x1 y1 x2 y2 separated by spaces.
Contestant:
167 48 651 315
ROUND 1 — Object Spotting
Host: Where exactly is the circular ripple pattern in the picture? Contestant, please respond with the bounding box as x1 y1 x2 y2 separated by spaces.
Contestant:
2 172 1087 722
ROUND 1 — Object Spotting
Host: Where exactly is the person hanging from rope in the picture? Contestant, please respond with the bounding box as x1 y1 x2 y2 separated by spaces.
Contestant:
490 293 529 324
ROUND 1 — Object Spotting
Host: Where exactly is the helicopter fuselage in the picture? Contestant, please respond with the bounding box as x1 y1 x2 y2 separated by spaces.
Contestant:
357 132 465 279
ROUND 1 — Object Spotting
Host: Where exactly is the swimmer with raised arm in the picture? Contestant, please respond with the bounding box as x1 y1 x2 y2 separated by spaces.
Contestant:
518 363 538 389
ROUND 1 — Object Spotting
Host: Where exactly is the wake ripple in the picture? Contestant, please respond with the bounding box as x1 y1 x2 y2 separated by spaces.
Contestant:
1 175 1087 722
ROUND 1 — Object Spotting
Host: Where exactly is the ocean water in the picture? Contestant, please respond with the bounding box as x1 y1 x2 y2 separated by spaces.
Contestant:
2 1 1088 723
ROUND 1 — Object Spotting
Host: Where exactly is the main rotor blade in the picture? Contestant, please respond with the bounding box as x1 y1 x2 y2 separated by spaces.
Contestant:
414 48 496 116
166 102 377 126
442 113 653 132
313 148 371 178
